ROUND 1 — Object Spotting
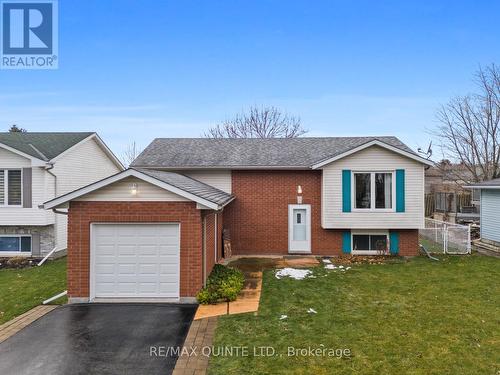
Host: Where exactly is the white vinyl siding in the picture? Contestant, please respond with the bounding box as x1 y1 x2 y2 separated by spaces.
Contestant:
0 148 54 225
0 147 31 168
321 145 425 229
51 137 123 250
76 176 189 202
181 170 232 193
51 138 122 196
480 190 500 243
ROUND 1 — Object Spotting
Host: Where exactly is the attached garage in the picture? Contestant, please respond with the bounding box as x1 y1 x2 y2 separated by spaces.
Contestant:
91 223 180 299
42 168 233 303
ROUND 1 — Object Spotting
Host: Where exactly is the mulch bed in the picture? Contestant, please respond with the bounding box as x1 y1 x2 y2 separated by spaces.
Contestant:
0 257 40 270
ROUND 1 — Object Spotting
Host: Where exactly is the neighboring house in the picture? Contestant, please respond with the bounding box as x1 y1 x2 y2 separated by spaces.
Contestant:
42 137 432 303
425 164 480 223
465 178 500 247
0 132 124 258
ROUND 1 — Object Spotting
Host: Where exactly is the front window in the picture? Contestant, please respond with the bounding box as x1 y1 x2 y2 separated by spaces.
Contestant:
0 236 31 252
354 172 393 210
353 234 388 252
0 169 22 206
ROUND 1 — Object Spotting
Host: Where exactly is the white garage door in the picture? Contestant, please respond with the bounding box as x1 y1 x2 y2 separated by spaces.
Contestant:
91 223 180 299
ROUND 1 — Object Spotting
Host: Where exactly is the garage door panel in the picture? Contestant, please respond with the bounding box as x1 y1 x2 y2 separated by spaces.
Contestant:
95 264 115 275
159 263 177 274
92 223 180 298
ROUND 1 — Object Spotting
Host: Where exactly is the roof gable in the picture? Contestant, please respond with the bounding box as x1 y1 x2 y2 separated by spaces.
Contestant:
311 139 434 168
0 132 94 160
42 168 234 210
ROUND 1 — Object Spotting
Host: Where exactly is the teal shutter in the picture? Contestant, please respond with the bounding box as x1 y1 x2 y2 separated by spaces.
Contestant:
342 170 351 212
389 231 399 255
396 169 405 212
342 231 351 254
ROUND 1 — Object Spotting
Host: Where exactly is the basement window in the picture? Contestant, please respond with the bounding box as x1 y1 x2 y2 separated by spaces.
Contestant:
0 236 32 252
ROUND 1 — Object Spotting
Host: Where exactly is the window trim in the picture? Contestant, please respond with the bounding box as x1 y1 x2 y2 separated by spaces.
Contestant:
0 169 23 207
351 170 395 212
0 234 32 255
351 230 389 255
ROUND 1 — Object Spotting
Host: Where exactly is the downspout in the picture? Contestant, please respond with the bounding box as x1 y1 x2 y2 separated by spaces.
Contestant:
214 213 218 263
44 162 61 256
202 214 207 287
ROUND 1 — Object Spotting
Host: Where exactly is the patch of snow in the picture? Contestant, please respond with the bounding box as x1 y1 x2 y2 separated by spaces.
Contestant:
279 315 288 320
338 265 344 269
322 258 332 264
307 308 317 314
325 264 337 270
275 268 312 280
346 267 351 270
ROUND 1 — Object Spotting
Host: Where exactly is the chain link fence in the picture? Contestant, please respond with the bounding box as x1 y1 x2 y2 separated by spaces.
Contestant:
419 218 471 254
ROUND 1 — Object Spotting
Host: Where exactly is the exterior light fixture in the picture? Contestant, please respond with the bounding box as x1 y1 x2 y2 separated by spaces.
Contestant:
131 183 138 195
297 185 303 204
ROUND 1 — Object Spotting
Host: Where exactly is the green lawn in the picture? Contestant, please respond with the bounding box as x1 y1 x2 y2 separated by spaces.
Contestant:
209 256 500 375
0 258 67 325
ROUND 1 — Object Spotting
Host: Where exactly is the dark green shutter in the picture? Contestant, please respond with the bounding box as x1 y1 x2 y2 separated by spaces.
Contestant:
389 231 399 255
342 231 351 254
342 170 351 212
396 169 405 212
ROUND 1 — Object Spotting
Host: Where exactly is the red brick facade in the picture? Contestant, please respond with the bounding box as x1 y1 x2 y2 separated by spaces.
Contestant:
223 170 419 256
67 201 205 299
66 171 419 300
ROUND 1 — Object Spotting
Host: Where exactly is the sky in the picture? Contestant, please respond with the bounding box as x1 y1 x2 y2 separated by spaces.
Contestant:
1 0 499 161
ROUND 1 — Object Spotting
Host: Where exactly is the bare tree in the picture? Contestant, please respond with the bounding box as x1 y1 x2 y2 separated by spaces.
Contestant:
121 141 142 167
8 124 27 132
205 106 307 138
434 64 500 183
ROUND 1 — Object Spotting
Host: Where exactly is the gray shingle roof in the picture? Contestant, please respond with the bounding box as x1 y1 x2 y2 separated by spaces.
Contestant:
131 137 418 168
0 132 94 160
134 168 233 206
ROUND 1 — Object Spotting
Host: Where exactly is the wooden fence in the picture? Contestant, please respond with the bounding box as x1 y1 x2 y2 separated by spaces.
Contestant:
425 192 472 217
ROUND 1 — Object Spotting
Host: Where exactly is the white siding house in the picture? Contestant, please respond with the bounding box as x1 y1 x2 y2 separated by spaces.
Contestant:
320 145 426 229
480 190 500 243
0 133 123 257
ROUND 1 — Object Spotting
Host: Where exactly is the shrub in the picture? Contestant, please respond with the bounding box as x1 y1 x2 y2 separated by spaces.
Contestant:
196 264 245 304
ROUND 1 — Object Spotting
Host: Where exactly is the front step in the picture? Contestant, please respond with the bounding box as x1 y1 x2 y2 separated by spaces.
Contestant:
472 239 500 256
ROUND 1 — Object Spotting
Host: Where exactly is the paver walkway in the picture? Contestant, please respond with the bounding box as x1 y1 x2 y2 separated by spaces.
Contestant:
193 256 319 320
0 305 56 343
194 271 262 320
172 317 218 375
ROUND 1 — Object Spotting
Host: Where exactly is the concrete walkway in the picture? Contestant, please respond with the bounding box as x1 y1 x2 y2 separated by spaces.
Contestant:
0 305 56 344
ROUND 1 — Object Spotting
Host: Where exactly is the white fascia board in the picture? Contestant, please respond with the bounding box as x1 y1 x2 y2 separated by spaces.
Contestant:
42 169 219 210
92 133 125 170
0 142 47 166
311 140 435 169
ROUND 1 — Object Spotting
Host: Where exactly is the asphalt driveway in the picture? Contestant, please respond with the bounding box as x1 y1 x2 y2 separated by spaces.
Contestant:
0 303 197 375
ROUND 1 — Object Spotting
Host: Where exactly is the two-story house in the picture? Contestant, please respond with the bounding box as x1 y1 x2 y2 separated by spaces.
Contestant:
42 137 432 303
0 132 123 258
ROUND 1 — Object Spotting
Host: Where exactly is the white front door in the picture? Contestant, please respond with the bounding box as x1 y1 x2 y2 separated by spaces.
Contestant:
288 204 311 253
91 223 180 300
